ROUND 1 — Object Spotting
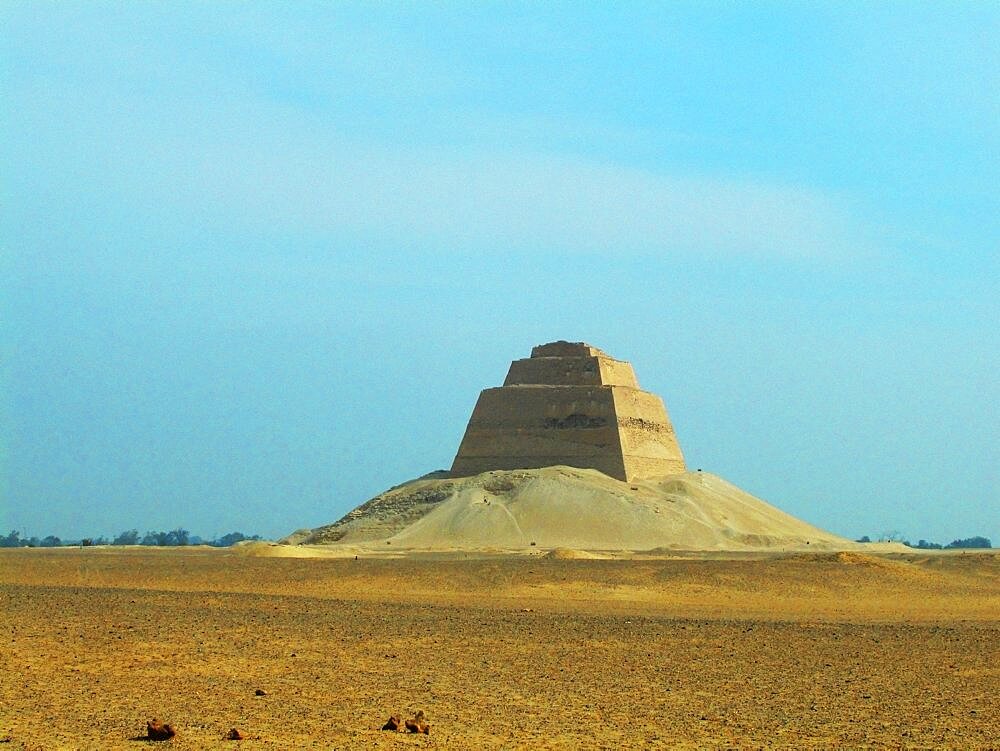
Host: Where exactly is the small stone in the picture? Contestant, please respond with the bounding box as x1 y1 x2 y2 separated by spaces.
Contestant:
146 719 176 741
381 715 402 731
254 689 267 696
405 710 430 735
225 727 246 740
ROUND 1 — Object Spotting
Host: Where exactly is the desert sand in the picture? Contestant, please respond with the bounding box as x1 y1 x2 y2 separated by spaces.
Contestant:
1 546 998 749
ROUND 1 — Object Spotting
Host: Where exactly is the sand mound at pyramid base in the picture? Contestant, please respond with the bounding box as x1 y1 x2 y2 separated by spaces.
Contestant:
778 550 926 575
292 467 863 552
230 541 362 558
545 548 607 560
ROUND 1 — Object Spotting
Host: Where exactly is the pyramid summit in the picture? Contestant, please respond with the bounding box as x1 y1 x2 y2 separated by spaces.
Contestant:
450 341 686 482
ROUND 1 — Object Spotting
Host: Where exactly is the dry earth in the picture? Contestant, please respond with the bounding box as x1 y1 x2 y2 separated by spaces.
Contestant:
1 547 998 749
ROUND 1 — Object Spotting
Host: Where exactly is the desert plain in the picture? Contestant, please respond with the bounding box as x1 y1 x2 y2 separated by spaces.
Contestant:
1 545 998 749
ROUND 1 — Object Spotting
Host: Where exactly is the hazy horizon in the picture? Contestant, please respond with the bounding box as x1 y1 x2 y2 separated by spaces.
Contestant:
3 3 997 545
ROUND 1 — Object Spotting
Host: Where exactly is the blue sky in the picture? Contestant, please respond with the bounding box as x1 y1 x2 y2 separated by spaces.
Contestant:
2 2 997 544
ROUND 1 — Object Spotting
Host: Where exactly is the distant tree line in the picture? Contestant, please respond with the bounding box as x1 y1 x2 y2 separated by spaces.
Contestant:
855 534 992 549
0 529 262 548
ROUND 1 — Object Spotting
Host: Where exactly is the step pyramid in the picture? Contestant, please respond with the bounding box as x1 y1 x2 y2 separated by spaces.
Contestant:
450 341 686 482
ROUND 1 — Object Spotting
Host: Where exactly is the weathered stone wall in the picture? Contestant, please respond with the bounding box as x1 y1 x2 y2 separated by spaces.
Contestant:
611 388 687 480
597 358 640 389
503 354 638 388
449 386 628 479
504 356 603 386
450 342 686 482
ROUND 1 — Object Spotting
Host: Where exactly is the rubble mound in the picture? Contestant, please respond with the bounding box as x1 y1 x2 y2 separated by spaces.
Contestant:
290 467 858 552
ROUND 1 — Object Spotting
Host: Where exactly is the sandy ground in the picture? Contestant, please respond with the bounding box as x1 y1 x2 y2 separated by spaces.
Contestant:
1 547 998 749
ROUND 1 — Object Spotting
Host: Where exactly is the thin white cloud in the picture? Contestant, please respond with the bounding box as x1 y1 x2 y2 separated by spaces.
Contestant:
167 130 867 260
9 73 870 262
3 4 880 262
